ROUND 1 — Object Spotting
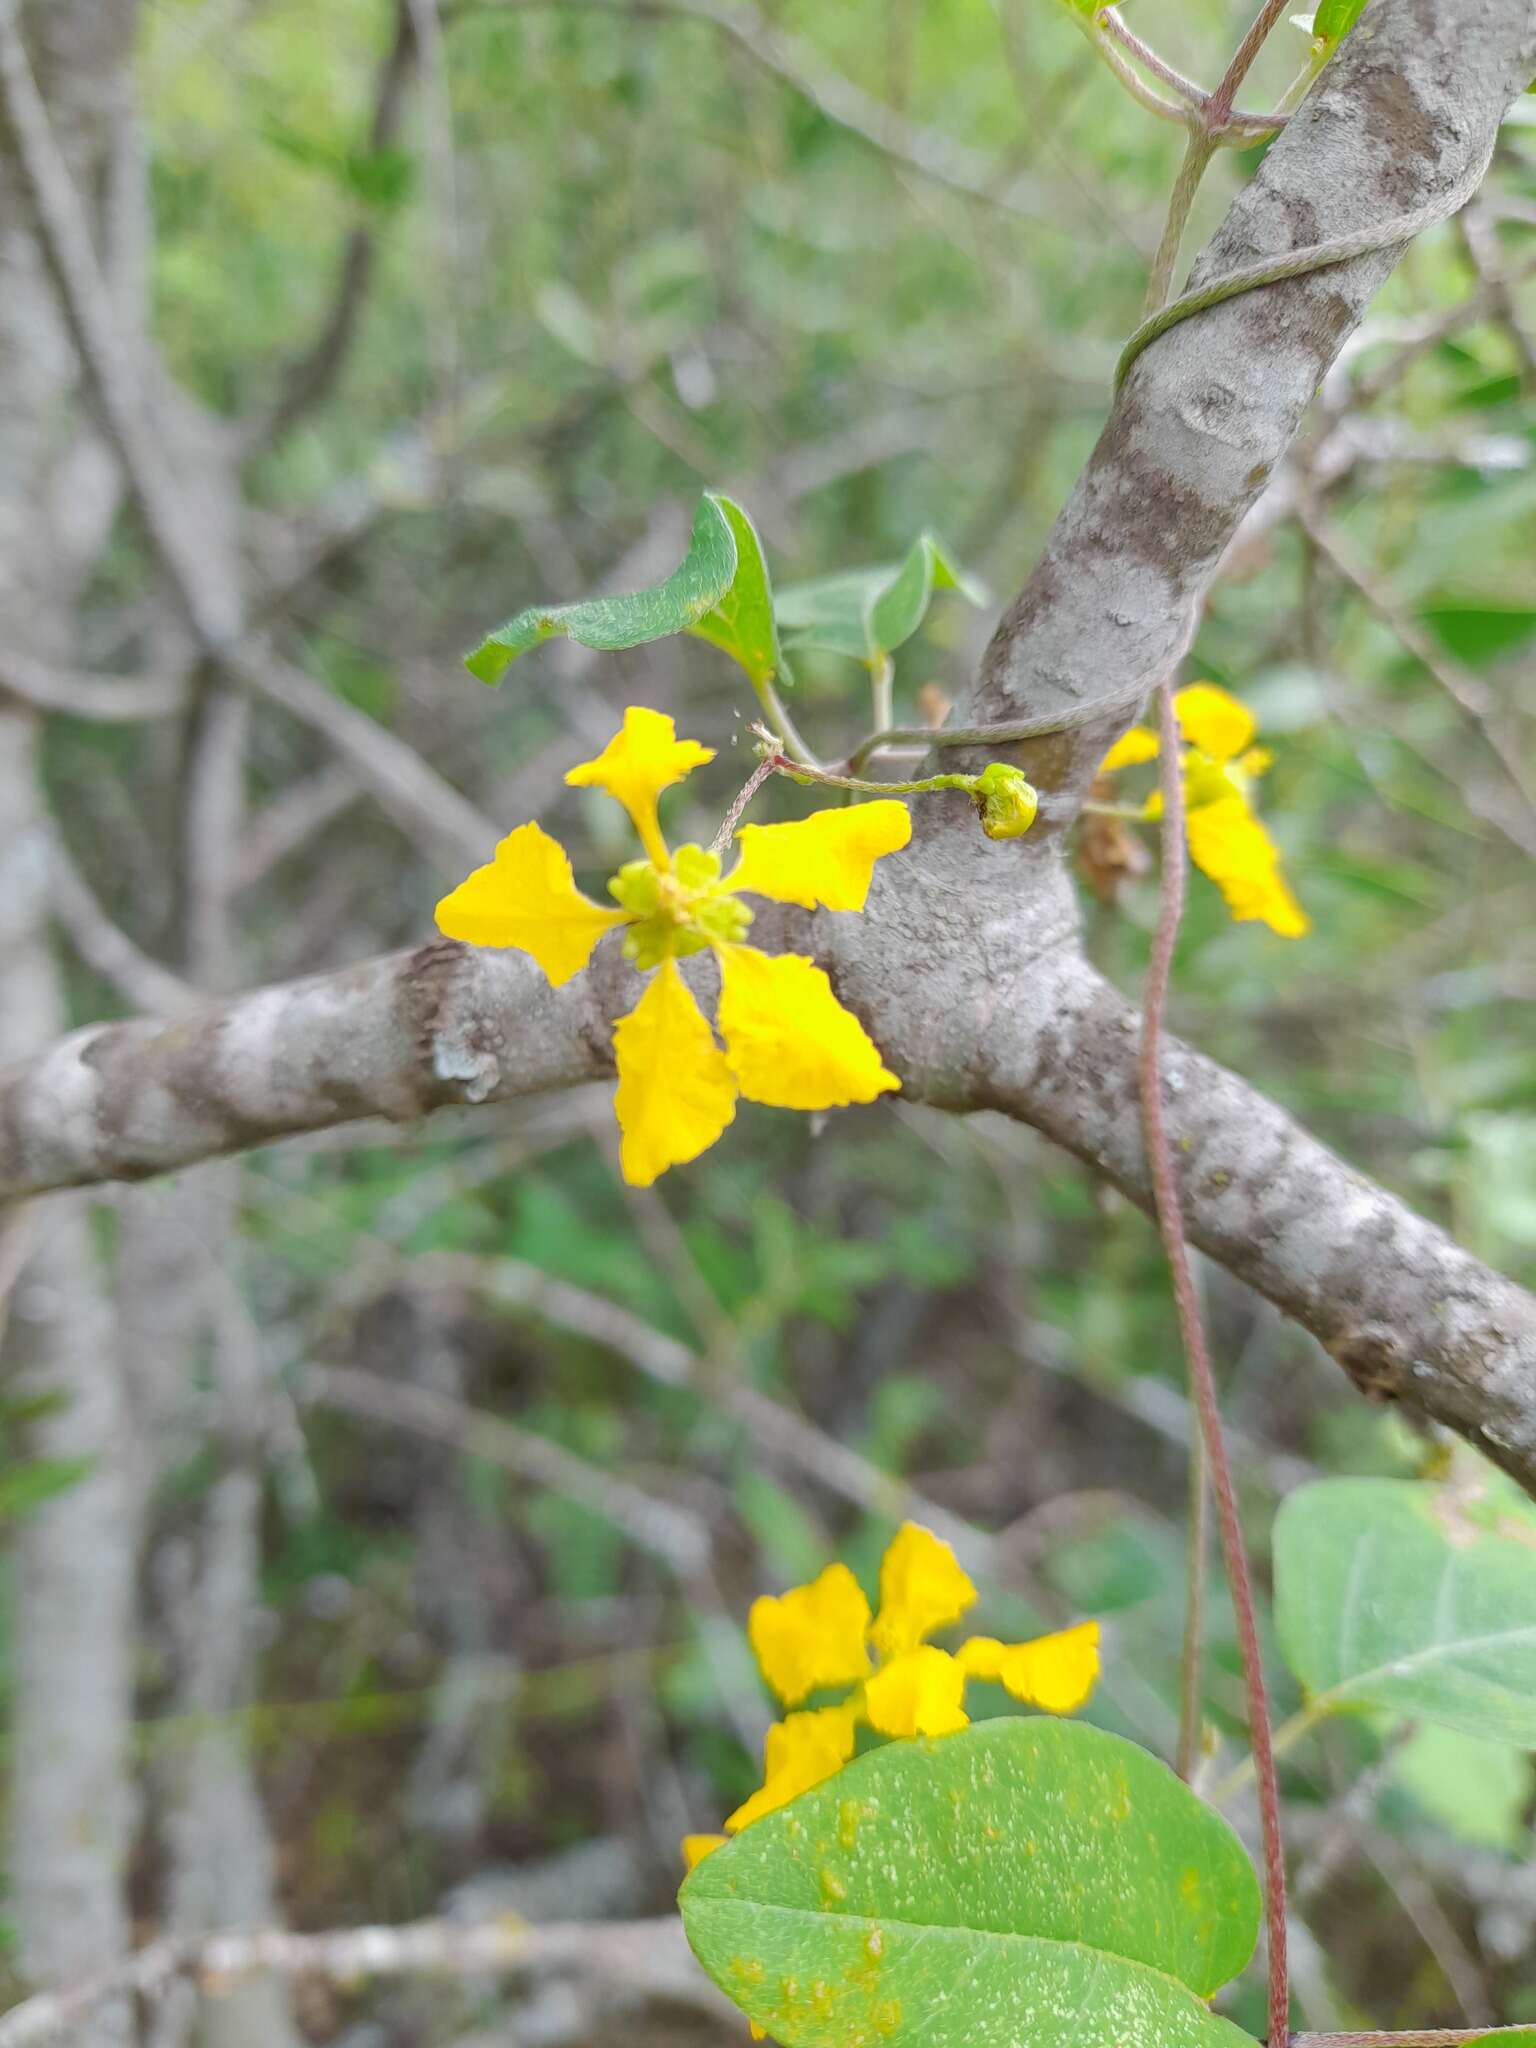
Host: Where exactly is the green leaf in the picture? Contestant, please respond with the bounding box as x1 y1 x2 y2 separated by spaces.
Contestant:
1312 0 1367 44
680 1718 1261 2048
466 494 739 682
686 494 793 689
1274 1478 1536 1745
0 1455 93 1521
1420 603 1536 666
1391 1724 1531 1851
775 533 987 667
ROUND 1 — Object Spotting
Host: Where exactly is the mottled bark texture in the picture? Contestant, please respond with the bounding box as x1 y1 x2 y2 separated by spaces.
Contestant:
0 4 142 2032
4 0 1536 1506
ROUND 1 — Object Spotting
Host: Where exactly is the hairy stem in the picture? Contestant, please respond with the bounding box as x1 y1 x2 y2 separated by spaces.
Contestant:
1208 0 1291 125
1176 1427 1210 1782
711 756 778 854
753 675 818 767
768 753 978 800
870 654 894 736
1140 682 1289 2048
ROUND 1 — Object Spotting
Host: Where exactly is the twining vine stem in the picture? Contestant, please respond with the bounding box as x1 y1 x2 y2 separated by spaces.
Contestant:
1140 684 1290 2048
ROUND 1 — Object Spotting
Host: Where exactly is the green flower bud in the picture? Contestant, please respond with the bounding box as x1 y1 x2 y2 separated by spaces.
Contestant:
693 893 753 948
609 858 661 918
671 843 723 890
972 762 1039 841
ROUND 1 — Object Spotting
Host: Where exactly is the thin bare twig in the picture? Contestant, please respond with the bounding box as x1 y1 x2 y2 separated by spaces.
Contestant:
252 0 420 450
0 17 494 872
1296 501 1536 853
0 1917 721 2048
0 651 186 722
49 837 198 1017
446 0 1061 226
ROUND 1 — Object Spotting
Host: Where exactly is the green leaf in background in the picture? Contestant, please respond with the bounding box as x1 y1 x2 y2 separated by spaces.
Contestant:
686 494 793 689
0 1454 93 1521
1391 1723 1531 1852
1420 603 1536 666
466 493 738 682
681 1718 1261 2048
1274 1478 1536 1745
775 533 987 667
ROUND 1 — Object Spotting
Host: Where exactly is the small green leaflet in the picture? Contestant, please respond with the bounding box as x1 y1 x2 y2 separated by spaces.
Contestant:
1311 0 1367 44
1274 1477 1536 1746
687 495 792 690
775 533 987 667
680 1718 1261 2048
466 493 739 682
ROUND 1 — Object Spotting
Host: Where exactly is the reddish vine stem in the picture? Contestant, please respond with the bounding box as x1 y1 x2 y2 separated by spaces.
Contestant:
1206 0 1291 125
1140 680 1289 2048
710 754 778 854
1296 2035 1532 2047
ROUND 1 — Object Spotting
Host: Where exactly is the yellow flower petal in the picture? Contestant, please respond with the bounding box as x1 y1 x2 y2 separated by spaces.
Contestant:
862 1646 969 1739
716 946 898 1111
725 1703 860 1831
1174 683 1256 764
434 821 625 985
565 705 714 866
1185 794 1309 938
612 958 737 1186
870 1521 978 1661
1100 726 1160 773
727 801 911 912
747 1562 873 1708
959 1620 1101 1714
682 1832 728 1871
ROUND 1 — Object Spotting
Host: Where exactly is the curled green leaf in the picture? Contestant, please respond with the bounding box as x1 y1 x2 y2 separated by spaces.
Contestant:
466 493 739 683
686 493 793 690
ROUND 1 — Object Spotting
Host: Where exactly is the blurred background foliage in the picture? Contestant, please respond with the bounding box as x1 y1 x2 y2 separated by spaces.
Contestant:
9 0 1536 2038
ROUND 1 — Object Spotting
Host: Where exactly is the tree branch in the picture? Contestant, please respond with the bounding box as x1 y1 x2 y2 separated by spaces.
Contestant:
248 0 420 451
979 948 1536 1500
966 0 1536 818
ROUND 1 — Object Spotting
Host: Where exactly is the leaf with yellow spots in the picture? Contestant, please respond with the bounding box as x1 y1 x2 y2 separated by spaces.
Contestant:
681 1718 1261 2048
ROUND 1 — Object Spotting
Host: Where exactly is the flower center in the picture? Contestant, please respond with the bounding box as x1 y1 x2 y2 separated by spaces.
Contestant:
608 843 753 969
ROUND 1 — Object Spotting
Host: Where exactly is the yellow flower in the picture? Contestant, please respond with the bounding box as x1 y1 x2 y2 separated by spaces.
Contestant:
1098 682 1309 938
686 1521 1101 1858
956 1620 1102 1714
863 1644 969 1738
725 1703 861 1833
435 706 909 1185
748 1562 873 1708
869 1519 978 1661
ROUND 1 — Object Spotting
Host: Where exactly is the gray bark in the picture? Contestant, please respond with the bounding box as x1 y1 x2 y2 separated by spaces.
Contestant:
0 5 143 2035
